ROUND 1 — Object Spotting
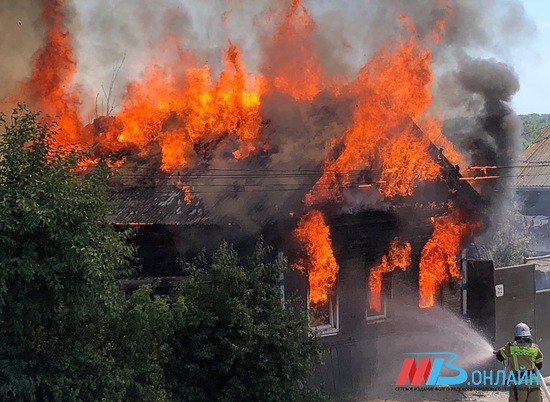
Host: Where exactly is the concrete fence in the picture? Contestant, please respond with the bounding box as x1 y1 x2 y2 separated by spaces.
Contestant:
467 260 550 376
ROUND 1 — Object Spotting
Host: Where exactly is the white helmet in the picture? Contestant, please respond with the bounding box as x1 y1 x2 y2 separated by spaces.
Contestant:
515 322 531 338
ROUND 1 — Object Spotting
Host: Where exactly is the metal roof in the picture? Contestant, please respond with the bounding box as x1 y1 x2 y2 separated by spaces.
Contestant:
106 121 481 226
516 125 550 188
107 185 212 225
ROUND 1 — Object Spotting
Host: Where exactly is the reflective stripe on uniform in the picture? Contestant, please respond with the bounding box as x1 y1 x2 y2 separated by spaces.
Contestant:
512 354 520 371
510 346 539 357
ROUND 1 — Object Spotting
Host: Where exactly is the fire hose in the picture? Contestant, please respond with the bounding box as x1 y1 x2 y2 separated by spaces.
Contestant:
538 369 550 402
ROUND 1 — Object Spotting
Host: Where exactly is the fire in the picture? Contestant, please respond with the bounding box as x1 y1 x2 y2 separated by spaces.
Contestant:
3 0 85 147
2 1 488 312
264 0 325 101
293 210 338 304
306 17 442 205
368 238 411 312
181 185 193 204
101 41 264 170
419 209 482 308
420 118 467 169
185 44 264 145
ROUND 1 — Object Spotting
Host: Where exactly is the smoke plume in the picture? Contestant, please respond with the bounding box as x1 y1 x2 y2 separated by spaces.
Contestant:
0 0 536 234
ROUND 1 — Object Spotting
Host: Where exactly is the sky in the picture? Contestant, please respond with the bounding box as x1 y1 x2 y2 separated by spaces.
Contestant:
513 0 550 114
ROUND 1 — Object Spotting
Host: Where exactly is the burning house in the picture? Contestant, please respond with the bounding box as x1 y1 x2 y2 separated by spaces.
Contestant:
1 0 533 399
102 117 485 396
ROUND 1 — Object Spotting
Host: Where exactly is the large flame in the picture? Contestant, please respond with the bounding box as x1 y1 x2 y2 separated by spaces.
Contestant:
264 0 325 101
3 0 85 147
101 41 265 170
293 210 339 304
368 238 412 312
1 1 486 311
306 17 444 206
419 208 482 308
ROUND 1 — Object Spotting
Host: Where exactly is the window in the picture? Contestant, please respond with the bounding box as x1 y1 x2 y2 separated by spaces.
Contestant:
308 289 339 337
366 272 390 322
366 294 387 321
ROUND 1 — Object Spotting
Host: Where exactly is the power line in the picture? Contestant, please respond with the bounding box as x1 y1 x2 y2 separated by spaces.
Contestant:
74 157 550 193
78 160 550 177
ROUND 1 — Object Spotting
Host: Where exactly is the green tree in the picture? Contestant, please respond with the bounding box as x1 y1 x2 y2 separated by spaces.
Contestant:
165 242 326 402
519 113 550 149
477 203 532 267
0 105 328 401
109 285 185 402
0 106 169 401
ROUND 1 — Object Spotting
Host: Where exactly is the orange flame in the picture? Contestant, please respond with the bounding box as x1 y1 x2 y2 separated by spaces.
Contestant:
306 17 443 205
2 2 488 311
4 0 85 147
264 0 325 101
419 209 482 308
293 210 338 304
432 0 455 44
181 185 193 204
101 41 264 170
420 118 466 168
368 238 411 312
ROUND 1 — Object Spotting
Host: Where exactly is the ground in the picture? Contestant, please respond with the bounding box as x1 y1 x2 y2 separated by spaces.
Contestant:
355 376 550 402
356 390 507 402
360 392 506 401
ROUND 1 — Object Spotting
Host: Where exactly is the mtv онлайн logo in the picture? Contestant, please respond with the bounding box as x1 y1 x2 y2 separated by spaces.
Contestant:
396 352 468 386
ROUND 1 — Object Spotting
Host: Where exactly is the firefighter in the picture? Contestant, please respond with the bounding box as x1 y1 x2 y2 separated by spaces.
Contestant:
494 322 544 402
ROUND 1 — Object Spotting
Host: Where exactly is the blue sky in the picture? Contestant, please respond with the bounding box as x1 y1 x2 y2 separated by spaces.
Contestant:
514 0 550 114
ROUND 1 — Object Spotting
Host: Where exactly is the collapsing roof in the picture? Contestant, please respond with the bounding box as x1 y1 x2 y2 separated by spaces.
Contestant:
109 156 479 226
108 186 210 226
105 120 485 310
106 129 483 227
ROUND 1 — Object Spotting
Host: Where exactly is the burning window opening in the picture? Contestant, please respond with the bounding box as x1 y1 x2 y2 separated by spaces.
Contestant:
292 210 339 305
419 209 483 309
366 271 393 322
308 291 339 337
366 293 387 322
367 238 411 313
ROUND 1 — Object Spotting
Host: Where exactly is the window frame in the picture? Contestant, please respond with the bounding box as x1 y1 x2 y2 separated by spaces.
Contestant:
365 293 387 322
365 271 391 322
307 278 339 337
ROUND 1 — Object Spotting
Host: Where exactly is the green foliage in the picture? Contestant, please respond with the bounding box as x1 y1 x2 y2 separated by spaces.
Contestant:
0 105 328 401
165 242 325 402
519 114 550 150
109 285 184 402
0 105 155 401
477 203 533 267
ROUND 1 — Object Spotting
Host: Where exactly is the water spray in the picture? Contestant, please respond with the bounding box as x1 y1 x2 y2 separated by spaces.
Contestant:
538 369 550 402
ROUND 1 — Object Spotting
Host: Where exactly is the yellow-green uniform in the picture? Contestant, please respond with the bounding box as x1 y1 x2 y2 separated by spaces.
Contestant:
496 341 543 402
